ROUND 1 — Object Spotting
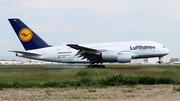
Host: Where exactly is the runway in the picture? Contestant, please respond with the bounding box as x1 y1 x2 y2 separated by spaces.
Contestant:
0 64 143 70
0 65 86 70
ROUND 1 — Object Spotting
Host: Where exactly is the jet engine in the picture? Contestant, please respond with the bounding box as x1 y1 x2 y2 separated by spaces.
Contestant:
101 51 131 63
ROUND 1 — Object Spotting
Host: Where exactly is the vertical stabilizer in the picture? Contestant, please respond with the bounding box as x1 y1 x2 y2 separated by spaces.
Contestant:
8 18 50 50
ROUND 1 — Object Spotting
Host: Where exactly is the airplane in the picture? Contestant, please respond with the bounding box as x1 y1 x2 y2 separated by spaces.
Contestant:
8 18 170 68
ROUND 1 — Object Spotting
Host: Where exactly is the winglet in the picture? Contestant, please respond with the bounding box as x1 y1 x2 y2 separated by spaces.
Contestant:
60 41 67 46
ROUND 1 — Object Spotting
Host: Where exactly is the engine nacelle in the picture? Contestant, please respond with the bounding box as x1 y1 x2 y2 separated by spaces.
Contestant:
101 51 117 62
117 52 131 63
101 51 131 63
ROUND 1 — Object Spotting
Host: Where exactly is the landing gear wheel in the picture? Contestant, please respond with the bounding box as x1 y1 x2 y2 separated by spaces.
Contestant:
157 61 162 64
87 64 105 68
101 65 105 68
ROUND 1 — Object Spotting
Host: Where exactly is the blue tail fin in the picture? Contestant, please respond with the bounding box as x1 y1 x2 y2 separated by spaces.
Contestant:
8 18 50 50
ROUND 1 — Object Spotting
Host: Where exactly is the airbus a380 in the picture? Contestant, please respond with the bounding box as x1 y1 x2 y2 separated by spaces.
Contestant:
8 18 169 68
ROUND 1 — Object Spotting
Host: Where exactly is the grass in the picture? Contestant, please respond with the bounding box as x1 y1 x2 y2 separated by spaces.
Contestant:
88 88 96 92
173 87 180 92
0 64 179 88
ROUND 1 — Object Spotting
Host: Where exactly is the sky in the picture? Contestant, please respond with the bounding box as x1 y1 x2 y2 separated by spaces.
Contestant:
0 0 180 60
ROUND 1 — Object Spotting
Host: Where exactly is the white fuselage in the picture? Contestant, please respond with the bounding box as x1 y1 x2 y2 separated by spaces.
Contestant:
17 41 169 63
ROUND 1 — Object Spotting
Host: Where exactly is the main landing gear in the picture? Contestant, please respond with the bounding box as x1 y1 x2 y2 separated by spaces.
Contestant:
157 57 163 64
87 63 105 68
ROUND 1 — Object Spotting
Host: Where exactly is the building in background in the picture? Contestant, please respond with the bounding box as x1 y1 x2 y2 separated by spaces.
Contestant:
170 58 179 63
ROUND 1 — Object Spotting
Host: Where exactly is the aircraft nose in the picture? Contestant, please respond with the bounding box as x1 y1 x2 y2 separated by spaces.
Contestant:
165 48 170 55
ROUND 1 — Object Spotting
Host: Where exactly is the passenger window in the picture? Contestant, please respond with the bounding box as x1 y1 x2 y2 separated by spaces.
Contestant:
163 46 165 48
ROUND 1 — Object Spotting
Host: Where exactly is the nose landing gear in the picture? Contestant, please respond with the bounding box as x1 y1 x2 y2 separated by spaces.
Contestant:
157 57 163 64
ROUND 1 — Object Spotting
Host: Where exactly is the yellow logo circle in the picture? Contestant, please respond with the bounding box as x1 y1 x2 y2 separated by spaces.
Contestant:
19 28 33 42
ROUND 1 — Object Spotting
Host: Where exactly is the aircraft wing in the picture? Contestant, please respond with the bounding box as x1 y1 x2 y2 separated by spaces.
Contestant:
8 50 43 56
67 44 99 53
67 44 102 63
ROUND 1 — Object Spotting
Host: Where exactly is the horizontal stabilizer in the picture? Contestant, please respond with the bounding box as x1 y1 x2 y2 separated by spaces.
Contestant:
8 50 42 56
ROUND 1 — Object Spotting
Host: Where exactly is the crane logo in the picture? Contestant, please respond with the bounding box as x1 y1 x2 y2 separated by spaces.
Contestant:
19 28 33 42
